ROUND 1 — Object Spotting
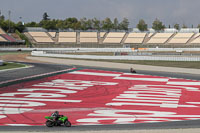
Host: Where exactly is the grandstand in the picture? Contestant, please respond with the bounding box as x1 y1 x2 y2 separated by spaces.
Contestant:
80 32 98 43
0 28 16 42
21 29 200 48
48 32 56 38
28 32 54 43
168 33 194 44
58 32 76 43
190 33 200 44
147 33 174 44
124 33 146 44
103 32 125 44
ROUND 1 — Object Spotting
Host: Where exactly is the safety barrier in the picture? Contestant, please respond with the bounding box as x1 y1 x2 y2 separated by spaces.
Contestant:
31 51 200 61
0 60 4 66
3 48 200 52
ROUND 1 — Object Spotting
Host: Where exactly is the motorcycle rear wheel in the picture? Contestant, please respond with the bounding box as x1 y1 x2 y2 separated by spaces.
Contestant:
64 120 71 127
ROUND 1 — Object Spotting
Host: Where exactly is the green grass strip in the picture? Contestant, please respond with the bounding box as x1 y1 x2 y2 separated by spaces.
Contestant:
0 62 26 70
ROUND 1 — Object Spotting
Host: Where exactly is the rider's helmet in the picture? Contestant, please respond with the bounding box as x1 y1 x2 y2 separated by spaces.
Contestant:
55 111 59 115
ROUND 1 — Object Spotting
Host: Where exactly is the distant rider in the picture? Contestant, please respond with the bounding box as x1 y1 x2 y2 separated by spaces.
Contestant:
51 111 60 121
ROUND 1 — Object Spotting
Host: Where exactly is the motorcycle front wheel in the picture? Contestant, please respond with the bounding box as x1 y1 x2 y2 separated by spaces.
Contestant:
46 120 54 127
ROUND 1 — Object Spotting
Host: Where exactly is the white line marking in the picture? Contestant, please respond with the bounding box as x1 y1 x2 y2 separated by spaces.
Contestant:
0 97 81 103
114 77 169 82
167 82 200 86
70 71 121 77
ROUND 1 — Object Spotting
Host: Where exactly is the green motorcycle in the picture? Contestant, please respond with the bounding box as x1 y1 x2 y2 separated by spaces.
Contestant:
45 115 71 127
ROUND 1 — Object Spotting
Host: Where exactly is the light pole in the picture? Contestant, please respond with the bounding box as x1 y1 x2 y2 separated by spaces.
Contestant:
8 10 11 33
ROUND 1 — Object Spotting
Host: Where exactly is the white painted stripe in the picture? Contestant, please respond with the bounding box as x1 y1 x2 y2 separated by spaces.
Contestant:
167 82 200 86
70 71 121 77
124 91 181 96
6 124 31 126
0 97 81 103
119 94 180 98
112 99 179 103
187 102 200 104
117 95 179 101
114 77 169 82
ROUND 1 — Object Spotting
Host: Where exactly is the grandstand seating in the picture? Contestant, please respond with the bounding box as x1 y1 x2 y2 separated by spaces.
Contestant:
193 33 200 39
1 34 16 42
148 33 154 38
190 33 200 44
0 35 7 42
168 33 194 44
80 32 98 43
23 30 200 46
103 32 125 43
124 33 146 44
100 32 106 38
48 32 56 38
28 32 49 37
147 33 174 44
58 32 76 43
0 28 6 34
28 32 54 43
59 32 76 38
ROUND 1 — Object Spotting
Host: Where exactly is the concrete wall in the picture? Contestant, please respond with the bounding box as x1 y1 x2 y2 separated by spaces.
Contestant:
31 51 200 62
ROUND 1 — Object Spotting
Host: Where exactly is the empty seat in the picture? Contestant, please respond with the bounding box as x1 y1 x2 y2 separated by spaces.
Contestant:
124 33 146 44
59 32 76 38
58 38 76 43
168 33 194 44
147 33 174 44
103 38 123 43
124 38 144 43
1 34 16 42
33 37 54 43
80 32 97 38
80 38 98 43
173 33 194 38
127 33 146 38
106 32 125 38
168 38 190 44
153 33 173 38
28 32 49 37
147 38 169 44
0 36 7 42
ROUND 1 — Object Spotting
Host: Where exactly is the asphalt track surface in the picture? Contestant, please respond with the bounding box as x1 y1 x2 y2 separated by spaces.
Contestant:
1 62 200 132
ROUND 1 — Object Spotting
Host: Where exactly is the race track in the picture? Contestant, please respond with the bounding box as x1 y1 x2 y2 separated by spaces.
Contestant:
1 62 200 131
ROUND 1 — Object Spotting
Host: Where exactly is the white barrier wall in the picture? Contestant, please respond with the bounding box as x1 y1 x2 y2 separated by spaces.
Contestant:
0 60 4 66
31 51 200 62
3 48 200 52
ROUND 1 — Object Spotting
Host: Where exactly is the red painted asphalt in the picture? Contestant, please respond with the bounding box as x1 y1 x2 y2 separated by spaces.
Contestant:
1 69 200 126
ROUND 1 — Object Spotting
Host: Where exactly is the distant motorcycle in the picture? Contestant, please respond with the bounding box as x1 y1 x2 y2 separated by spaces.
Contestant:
45 115 71 127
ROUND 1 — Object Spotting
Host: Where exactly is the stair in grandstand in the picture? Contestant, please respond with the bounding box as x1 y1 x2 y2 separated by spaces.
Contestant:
77 32 80 44
186 33 198 44
165 33 176 44
121 32 129 44
143 33 155 44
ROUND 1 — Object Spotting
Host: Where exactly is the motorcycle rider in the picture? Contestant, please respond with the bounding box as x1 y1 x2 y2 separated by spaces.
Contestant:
51 111 62 125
